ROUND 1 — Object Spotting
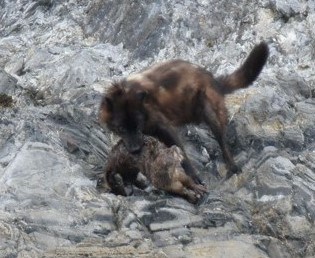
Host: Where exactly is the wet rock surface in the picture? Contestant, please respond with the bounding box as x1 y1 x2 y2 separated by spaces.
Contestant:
0 0 314 257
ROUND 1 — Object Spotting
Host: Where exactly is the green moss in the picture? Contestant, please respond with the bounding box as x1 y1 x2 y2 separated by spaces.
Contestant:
0 93 13 108
206 40 214 48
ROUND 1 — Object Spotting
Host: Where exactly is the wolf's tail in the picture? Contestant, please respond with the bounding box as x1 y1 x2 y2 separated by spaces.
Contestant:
217 42 269 94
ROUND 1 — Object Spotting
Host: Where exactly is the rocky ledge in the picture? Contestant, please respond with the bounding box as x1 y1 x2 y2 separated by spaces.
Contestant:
0 0 314 257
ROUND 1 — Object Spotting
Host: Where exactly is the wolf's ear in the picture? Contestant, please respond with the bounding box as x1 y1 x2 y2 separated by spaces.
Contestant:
136 90 148 102
101 96 113 111
99 96 113 123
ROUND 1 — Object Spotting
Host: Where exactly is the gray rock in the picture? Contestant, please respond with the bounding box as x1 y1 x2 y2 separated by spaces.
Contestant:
0 0 314 257
183 238 270 258
269 0 308 20
0 69 18 95
255 156 294 201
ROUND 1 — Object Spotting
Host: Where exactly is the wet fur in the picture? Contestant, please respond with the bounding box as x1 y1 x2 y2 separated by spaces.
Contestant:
99 42 269 180
97 136 207 204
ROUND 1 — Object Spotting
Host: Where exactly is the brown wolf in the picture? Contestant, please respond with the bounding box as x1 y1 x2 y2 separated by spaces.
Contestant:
97 136 207 204
99 42 269 180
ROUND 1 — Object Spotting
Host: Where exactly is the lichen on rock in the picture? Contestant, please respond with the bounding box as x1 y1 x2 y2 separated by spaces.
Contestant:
0 0 314 257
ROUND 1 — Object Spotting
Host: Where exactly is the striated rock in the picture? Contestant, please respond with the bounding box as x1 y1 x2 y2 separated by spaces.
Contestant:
255 156 294 201
0 69 18 94
0 0 314 257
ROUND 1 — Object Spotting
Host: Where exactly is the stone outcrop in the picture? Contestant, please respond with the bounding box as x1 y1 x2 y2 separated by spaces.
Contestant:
0 0 314 257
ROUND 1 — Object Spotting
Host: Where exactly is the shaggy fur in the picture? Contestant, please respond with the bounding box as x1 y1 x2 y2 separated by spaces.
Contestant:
99 42 269 180
97 136 207 204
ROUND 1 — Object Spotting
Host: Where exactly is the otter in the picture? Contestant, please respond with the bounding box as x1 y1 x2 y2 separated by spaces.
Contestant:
97 136 207 204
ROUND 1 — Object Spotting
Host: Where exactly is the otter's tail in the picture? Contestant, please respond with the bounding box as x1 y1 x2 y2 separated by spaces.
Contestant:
217 42 269 94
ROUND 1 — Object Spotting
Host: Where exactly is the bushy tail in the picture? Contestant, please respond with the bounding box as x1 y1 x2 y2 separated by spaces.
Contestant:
217 42 269 94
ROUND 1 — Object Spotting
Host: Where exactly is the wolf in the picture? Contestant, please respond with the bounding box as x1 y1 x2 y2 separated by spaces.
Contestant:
99 42 269 180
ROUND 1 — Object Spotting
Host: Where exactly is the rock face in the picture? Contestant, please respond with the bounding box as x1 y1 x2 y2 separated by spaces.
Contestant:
0 0 314 257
